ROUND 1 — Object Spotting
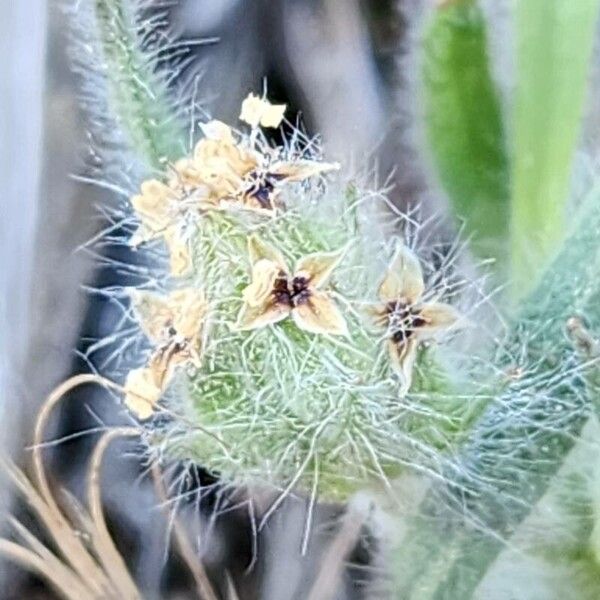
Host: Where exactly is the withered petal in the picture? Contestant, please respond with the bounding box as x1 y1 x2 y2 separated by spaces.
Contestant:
243 259 282 307
291 291 348 336
200 120 235 143
164 227 193 277
378 243 425 305
387 337 419 396
247 235 288 270
269 159 340 183
240 93 286 129
235 299 290 331
130 179 173 235
130 287 206 345
295 247 346 289
417 302 461 337
124 367 162 420
130 290 172 342
170 288 207 340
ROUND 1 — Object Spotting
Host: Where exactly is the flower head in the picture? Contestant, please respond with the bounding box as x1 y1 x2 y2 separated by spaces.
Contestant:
129 102 339 275
374 244 460 394
239 93 286 129
236 236 348 335
124 288 207 418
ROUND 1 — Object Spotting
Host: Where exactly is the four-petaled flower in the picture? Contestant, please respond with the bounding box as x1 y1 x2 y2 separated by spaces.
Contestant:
236 235 348 336
239 93 287 129
373 244 460 394
124 288 207 419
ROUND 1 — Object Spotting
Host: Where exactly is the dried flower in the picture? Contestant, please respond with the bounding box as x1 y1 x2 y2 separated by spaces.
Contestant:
129 179 194 277
374 244 460 393
124 367 162 420
124 288 207 418
129 104 338 275
236 235 348 335
237 158 339 212
239 92 286 129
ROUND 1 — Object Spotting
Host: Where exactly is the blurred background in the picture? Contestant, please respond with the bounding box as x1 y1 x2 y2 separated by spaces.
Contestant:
1 1 429 597
2 0 600 598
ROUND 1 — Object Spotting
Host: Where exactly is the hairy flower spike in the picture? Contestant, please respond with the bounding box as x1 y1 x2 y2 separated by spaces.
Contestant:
236 236 348 335
120 94 469 501
374 244 460 393
124 288 207 419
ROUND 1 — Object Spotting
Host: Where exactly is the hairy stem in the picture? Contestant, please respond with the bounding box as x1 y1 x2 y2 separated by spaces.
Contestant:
93 0 186 169
393 182 600 598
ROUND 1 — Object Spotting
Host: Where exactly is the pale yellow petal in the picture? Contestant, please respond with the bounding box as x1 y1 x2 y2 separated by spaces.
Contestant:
200 120 235 143
170 288 207 340
378 244 425 305
416 302 461 337
124 367 162 420
130 290 172 342
259 104 287 128
169 158 204 189
243 259 281 307
240 93 286 129
130 179 173 234
388 337 418 396
235 300 290 331
164 227 192 277
193 137 257 186
247 235 288 270
295 247 346 289
291 291 348 336
269 160 340 183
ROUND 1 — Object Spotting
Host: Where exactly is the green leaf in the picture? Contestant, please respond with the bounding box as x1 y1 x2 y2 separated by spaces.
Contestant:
510 0 600 298
422 0 509 262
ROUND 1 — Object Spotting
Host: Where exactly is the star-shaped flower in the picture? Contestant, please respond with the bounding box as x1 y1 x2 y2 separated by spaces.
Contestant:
239 93 287 129
374 244 460 394
236 235 348 335
124 288 207 419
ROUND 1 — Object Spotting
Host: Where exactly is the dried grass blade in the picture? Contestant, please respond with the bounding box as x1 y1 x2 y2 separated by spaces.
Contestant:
87 427 142 600
8 517 95 599
2 459 112 596
306 509 365 600
0 539 91 600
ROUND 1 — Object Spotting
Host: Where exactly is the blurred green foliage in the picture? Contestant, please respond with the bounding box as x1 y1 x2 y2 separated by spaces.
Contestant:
510 0 600 297
422 0 600 299
422 0 509 263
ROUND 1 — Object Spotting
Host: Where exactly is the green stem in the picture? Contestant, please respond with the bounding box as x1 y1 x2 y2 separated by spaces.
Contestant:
94 0 186 169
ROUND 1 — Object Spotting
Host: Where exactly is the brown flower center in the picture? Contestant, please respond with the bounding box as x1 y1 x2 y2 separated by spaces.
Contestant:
273 272 311 307
244 171 285 209
387 301 426 343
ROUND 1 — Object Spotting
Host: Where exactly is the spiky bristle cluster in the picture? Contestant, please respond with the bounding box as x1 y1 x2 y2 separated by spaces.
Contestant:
121 105 469 501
